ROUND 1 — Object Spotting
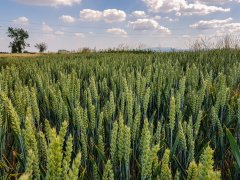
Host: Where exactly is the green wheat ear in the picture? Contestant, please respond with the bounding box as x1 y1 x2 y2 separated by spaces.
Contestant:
141 119 152 179
110 121 118 166
59 120 68 146
143 87 150 117
93 162 99 180
25 149 34 177
238 98 240 123
62 135 73 179
132 102 141 142
103 160 114 180
154 121 162 145
90 76 98 103
0 92 21 136
187 161 199 180
126 88 133 127
174 170 180 180
178 120 187 151
30 87 40 125
151 144 160 172
67 152 82 180
194 110 202 139
199 146 221 180
18 173 31 180
117 113 125 162
187 119 195 162
160 149 172 180
0 102 3 128
46 136 63 180
179 76 186 102
37 131 48 170
23 107 40 179
124 125 131 164
109 91 115 119
169 95 176 132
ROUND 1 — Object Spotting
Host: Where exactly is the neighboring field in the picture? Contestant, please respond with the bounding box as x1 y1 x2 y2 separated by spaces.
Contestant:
0 50 240 179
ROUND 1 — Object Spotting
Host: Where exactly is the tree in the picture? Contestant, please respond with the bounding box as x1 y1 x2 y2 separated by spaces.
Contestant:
7 27 29 53
35 42 47 53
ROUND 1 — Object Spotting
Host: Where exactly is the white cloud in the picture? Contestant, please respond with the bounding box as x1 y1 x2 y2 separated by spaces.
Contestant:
190 18 233 29
42 22 53 33
129 18 170 33
163 17 178 22
80 9 103 21
80 9 126 23
129 19 159 30
16 0 81 6
153 15 161 20
103 9 126 23
175 12 182 16
225 23 240 34
193 0 232 4
190 18 240 36
141 0 230 15
107 28 127 36
142 0 188 12
59 15 75 23
216 23 240 35
75 33 85 37
55 31 64 35
132 11 147 18
182 3 230 15
157 26 171 34
13 16 29 25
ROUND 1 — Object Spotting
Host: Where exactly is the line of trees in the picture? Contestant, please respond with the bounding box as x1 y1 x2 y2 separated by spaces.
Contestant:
7 27 47 53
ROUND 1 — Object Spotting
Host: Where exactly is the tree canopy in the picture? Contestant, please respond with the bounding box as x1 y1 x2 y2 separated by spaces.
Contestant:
35 42 47 53
7 27 29 53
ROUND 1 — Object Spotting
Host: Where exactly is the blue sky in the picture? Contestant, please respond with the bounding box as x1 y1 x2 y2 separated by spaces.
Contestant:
0 0 240 52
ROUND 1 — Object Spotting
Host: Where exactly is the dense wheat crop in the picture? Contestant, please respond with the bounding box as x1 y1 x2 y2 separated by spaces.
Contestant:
0 50 240 179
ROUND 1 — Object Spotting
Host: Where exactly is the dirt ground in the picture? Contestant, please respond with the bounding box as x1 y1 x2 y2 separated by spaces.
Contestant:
0 53 42 58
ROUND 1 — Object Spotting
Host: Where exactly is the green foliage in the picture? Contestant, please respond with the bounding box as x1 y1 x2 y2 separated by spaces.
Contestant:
226 128 240 172
34 42 47 53
7 27 29 53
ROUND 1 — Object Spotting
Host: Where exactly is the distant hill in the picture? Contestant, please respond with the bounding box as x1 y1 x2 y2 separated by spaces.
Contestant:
147 47 188 52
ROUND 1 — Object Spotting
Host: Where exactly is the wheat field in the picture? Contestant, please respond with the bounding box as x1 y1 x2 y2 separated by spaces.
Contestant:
0 50 240 179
